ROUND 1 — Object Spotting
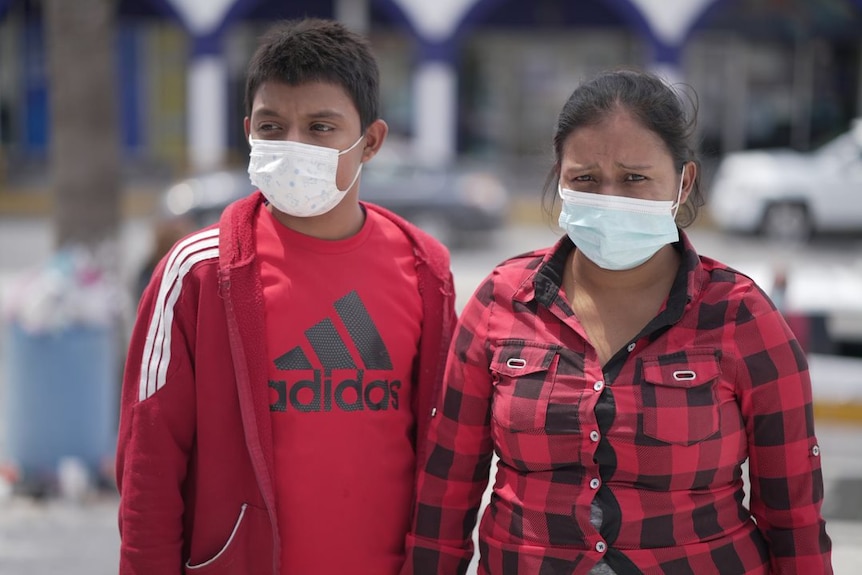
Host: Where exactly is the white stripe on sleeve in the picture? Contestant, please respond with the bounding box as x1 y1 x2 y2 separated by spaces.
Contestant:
138 229 220 401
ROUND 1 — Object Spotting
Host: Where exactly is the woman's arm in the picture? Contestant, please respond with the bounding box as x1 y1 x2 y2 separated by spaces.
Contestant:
403 276 498 575
733 283 833 575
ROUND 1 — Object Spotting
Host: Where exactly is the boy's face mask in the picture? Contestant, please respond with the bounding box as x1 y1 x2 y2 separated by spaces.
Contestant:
247 135 364 218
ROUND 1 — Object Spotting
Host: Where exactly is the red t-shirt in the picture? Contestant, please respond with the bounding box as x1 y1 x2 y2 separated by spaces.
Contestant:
256 206 422 575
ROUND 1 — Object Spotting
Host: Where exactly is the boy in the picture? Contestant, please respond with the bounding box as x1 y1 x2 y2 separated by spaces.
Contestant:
116 18 457 574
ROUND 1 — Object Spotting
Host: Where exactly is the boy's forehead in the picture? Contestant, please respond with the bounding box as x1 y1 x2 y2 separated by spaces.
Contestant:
251 79 358 116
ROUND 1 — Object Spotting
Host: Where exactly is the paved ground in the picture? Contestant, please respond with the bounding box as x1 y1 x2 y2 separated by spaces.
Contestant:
0 493 120 574
0 423 860 575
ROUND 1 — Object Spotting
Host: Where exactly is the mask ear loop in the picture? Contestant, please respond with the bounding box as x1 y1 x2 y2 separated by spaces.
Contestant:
671 164 686 218
337 163 364 194
336 133 367 193
337 133 366 156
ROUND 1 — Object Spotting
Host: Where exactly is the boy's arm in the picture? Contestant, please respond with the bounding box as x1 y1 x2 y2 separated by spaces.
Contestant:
116 259 200 575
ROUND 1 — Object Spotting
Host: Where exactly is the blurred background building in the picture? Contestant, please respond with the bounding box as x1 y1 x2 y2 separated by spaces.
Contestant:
0 0 860 188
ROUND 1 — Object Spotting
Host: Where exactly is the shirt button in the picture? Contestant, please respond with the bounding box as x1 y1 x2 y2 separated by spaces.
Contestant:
593 381 604 392
627 343 636 352
590 478 600 489
596 541 607 553
590 430 600 442
812 445 820 456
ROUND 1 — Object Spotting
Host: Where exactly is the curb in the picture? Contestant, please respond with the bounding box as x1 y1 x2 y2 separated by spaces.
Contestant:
814 402 862 426
0 187 161 219
3 187 547 223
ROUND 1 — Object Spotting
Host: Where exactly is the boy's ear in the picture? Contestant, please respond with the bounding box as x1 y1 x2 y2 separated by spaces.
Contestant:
361 119 388 162
243 117 251 142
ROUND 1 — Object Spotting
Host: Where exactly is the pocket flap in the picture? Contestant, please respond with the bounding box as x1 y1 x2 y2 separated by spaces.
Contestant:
642 353 721 388
491 342 559 378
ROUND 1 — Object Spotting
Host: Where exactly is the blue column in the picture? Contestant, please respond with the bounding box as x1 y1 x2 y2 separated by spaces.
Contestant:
118 23 141 154
648 40 685 86
22 20 47 156
0 0 15 21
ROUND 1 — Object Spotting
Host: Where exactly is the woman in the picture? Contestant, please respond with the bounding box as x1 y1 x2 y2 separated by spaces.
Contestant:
402 69 832 574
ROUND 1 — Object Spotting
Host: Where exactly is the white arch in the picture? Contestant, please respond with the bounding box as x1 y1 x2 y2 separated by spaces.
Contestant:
625 0 720 46
163 0 235 36
393 0 477 41
159 0 729 169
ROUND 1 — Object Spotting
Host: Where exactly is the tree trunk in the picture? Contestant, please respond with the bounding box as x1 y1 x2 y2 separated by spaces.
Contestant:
43 0 120 251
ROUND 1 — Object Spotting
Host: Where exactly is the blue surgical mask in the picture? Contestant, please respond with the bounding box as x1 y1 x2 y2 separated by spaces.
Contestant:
558 169 684 271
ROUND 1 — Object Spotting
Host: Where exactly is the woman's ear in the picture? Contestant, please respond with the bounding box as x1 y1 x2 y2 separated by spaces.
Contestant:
360 119 389 162
681 161 697 205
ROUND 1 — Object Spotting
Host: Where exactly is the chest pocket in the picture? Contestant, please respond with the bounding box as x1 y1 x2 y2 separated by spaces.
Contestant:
490 342 559 432
641 352 721 446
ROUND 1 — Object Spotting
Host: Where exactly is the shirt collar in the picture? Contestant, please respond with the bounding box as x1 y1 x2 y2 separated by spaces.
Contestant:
514 230 705 323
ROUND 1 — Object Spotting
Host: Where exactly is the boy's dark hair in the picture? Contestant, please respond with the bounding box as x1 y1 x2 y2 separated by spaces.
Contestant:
543 68 704 227
244 18 380 132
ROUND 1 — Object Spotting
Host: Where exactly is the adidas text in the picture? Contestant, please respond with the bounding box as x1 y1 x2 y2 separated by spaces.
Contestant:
269 369 401 413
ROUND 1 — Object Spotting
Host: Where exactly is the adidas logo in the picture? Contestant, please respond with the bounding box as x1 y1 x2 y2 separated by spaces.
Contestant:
269 290 402 413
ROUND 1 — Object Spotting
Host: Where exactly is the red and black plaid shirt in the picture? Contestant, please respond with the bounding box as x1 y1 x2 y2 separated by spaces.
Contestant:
403 232 832 575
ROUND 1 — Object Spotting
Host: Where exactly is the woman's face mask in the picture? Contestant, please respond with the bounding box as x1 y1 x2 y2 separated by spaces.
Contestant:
558 167 685 271
247 135 364 218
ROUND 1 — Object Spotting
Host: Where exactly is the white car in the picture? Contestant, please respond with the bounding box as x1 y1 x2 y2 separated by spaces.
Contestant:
708 118 862 241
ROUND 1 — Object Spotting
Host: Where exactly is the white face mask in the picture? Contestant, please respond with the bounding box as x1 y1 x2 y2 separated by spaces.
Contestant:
247 135 364 217
558 167 685 271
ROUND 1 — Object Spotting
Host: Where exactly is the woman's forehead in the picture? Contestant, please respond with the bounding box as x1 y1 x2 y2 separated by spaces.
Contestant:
561 112 672 167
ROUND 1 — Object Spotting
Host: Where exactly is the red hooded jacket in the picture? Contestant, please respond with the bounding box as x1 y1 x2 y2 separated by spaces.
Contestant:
116 192 457 574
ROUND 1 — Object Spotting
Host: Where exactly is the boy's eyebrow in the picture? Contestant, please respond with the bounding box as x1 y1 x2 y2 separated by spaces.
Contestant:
564 161 654 171
307 109 345 120
252 107 281 118
252 107 345 120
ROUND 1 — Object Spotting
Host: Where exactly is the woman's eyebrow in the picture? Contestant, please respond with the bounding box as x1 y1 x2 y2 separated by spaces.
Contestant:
615 161 654 170
563 162 597 172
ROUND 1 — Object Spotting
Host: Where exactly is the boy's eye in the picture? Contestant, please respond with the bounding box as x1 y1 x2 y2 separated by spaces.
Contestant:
311 123 334 132
626 174 646 182
257 123 279 132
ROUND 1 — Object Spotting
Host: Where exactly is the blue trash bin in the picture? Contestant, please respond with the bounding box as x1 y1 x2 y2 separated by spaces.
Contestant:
4 321 119 485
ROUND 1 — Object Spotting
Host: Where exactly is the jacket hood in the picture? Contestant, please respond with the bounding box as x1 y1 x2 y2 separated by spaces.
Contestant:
218 191 453 289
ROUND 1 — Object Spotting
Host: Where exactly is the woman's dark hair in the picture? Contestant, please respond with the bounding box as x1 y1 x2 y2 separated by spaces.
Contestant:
543 68 704 227
244 18 380 132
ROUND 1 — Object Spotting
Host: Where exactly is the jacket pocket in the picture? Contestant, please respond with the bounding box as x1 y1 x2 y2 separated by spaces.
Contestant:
184 504 270 574
640 352 721 446
490 342 560 432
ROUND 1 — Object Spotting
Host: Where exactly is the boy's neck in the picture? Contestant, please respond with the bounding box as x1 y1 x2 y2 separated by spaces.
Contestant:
267 198 365 241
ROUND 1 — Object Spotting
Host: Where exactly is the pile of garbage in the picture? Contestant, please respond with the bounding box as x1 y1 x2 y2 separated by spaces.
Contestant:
2 245 128 335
